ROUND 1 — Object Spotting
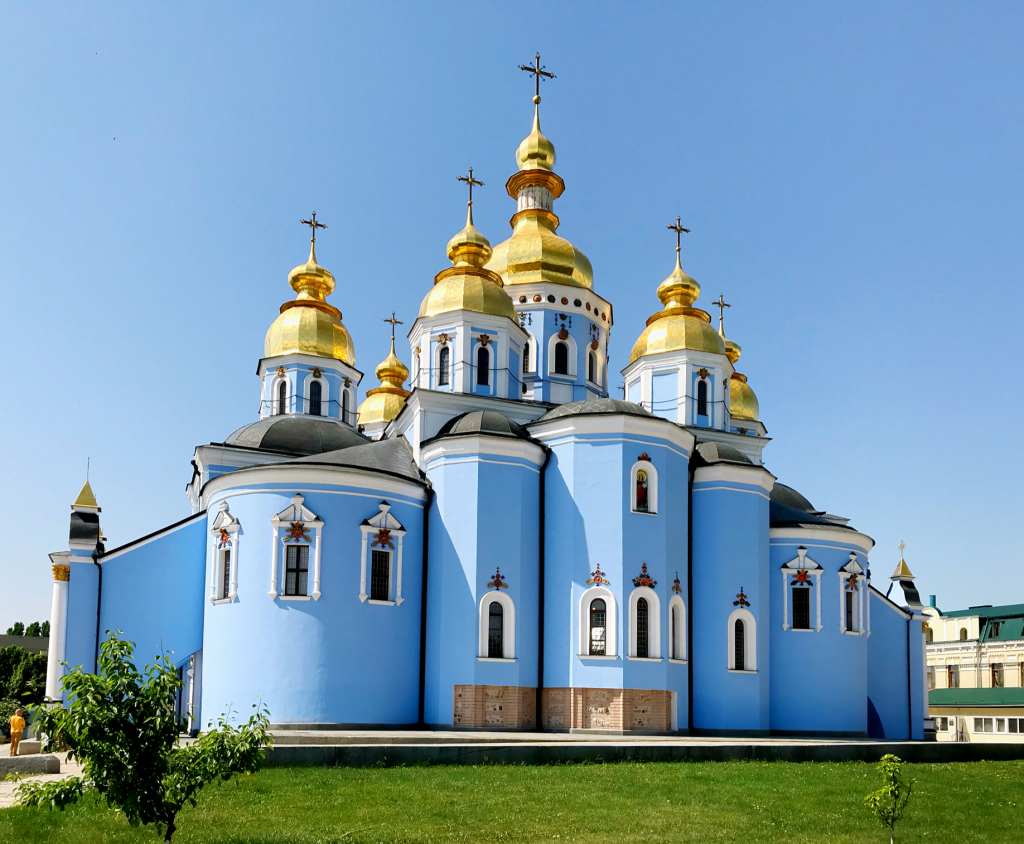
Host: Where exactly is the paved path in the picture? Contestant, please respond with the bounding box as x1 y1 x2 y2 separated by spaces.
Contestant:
0 743 82 810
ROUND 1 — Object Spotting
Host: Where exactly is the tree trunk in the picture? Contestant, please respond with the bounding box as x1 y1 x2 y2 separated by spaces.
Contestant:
164 817 176 842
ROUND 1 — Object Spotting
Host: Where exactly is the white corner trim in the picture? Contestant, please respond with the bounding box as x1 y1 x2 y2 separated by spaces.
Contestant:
693 463 776 492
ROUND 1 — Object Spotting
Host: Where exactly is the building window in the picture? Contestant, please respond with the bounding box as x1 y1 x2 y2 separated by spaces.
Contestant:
992 663 1004 688
936 716 949 732
477 346 489 386
488 602 503 658
309 380 322 416
670 604 679 659
523 341 531 373
845 590 856 632
947 665 960 688
991 621 1002 637
588 351 597 384
974 717 994 734
960 627 968 641
734 618 746 670
635 598 649 658
277 380 288 415
439 345 450 386
370 549 390 602
927 668 935 690
792 587 811 630
219 548 231 601
590 599 607 655
926 628 933 643
341 389 350 424
285 544 309 596
1010 718 1020 734
635 470 649 513
554 341 568 375
697 379 708 416
668 596 686 661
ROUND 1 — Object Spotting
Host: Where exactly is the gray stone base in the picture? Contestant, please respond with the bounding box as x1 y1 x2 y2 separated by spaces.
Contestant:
0 755 60 776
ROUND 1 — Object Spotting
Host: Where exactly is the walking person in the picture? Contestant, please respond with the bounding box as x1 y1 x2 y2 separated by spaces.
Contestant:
8 708 25 756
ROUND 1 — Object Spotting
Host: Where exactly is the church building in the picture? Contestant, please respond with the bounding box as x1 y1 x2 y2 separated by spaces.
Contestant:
44 61 928 738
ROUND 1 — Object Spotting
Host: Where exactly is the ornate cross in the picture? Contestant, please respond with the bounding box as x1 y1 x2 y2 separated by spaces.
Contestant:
383 311 403 341
711 294 731 334
300 211 327 245
667 216 691 257
899 540 905 555
520 52 555 101
457 167 484 207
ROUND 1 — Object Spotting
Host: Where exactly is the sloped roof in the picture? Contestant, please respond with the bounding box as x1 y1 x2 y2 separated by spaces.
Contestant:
432 411 532 441
221 416 369 456
537 398 653 422
929 687 1024 707
942 603 1024 620
288 436 424 483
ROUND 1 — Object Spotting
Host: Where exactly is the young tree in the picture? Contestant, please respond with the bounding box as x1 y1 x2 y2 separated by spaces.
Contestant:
17 631 271 842
25 621 42 637
6 622 25 636
864 753 914 844
40 620 51 637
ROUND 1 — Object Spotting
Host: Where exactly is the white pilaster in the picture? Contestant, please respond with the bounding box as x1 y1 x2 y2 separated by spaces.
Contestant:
44 564 69 701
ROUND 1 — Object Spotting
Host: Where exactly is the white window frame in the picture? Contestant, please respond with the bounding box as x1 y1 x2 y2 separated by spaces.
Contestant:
694 373 711 419
780 547 822 631
301 372 330 416
478 591 516 661
547 332 577 378
340 386 354 424
269 494 323 601
471 338 496 396
434 339 453 390
630 459 658 515
839 553 865 635
578 585 617 658
587 348 602 387
628 586 662 659
727 607 757 672
282 542 312 598
209 502 240 604
271 374 290 416
359 501 406 606
523 332 537 374
668 594 687 662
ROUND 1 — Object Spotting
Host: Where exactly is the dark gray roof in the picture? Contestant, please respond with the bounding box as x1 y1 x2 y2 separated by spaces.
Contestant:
537 398 654 422
694 442 753 466
221 416 369 456
288 437 424 483
769 483 856 530
433 411 531 441
770 483 820 514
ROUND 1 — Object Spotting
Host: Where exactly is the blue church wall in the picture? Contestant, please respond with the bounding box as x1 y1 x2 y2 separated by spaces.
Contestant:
516 306 606 404
867 589 923 740
691 468 772 733
651 371 677 422
422 441 542 726
768 535 869 735
199 474 426 727
63 560 100 685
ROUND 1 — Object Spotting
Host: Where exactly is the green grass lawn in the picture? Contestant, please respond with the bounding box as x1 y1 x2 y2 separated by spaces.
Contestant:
2 760 1021 843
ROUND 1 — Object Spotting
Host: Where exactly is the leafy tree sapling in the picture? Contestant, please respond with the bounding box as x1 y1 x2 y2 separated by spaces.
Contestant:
865 754 915 844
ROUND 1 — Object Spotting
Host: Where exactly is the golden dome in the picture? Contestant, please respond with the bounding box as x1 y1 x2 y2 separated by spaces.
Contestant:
516 102 556 172
265 243 354 364
724 337 741 365
419 205 518 321
357 338 411 428
730 372 760 422
487 210 593 289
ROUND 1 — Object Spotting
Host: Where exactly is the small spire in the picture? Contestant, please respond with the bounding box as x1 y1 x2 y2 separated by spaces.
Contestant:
711 294 731 336
890 540 915 580
300 211 327 265
457 168 484 227
72 480 100 512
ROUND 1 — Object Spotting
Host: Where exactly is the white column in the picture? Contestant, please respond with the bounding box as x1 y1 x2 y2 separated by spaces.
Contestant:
312 525 323 600
815 570 823 631
359 530 369 602
269 526 279 598
45 566 69 701
395 535 404 605
781 570 789 630
229 533 239 600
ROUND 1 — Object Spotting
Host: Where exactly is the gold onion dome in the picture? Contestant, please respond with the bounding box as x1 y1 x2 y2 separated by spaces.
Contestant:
629 254 725 363
724 334 760 422
265 241 354 364
357 338 410 427
419 203 517 320
516 100 556 172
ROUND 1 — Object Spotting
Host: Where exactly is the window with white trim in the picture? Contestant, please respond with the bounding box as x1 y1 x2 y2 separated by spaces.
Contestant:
727 607 757 671
370 549 390 602
359 501 406 605
579 586 617 657
478 591 515 659
839 553 865 634
590 599 607 655
781 548 822 632
628 586 661 659
630 458 658 515
438 345 451 386
285 544 309 596
696 379 708 417
269 495 323 601
668 594 686 660
209 502 240 604
277 379 288 415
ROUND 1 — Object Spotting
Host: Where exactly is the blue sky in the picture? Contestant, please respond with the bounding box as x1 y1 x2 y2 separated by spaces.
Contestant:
1 2 1021 632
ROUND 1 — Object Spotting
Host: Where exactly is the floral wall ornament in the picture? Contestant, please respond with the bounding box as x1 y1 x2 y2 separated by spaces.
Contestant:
846 573 859 591
632 562 658 589
792 569 811 585
672 572 683 594
311 366 323 378
587 566 610 586
438 333 450 345
371 527 394 549
733 587 750 608
217 528 231 548
414 346 421 357
478 334 492 346
487 567 509 590
343 377 351 388
697 367 710 379
287 522 310 542
276 366 287 377
637 453 651 463
591 339 599 350
557 326 569 341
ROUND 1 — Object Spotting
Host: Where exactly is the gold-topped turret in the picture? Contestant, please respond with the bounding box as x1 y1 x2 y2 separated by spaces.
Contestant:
629 219 724 363
265 213 354 363
713 294 760 423
891 541 915 580
357 313 411 429
72 480 100 512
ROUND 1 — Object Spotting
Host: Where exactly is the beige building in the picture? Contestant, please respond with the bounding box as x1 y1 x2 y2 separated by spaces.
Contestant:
924 600 1024 742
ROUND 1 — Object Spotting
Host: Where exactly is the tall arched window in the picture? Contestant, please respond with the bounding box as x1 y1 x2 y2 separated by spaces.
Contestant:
734 618 746 670
341 389 350 424
477 346 489 386
523 342 531 373
277 380 288 415
309 380 322 416
588 351 597 384
697 379 708 416
926 628 934 643
635 469 649 513
438 345 450 386
589 598 607 655
960 627 968 641
554 341 569 375
488 602 503 658
636 598 649 658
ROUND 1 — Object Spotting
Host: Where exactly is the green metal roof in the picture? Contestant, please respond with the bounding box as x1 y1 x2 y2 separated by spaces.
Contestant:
929 688 1024 707
941 603 1024 619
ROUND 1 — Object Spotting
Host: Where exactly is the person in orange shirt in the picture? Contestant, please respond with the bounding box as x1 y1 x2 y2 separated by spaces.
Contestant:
9 709 25 757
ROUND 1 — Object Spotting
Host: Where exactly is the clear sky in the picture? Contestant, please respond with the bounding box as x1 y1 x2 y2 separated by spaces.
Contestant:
1 3 1021 632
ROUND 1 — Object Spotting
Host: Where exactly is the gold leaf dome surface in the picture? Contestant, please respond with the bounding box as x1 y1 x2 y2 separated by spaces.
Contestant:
515 104 556 172
729 373 760 422
265 245 354 364
486 210 593 289
357 339 410 427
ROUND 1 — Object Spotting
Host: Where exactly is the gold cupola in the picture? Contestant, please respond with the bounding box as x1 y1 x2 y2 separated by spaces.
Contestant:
357 332 411 429
724 334 760 422
485 75 594 290
418 174 518 321
265 216 354 364
629 224 725 363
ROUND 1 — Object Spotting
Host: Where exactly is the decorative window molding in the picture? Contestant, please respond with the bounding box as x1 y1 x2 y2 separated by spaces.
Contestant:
472 339 494 392
727 607 757 671
579 585 617 657
628 586 661 659
696 376 709 417
547 331 577 378
780 547 823 631
478 591 516 659
523 333 537 374
668 594 686 661
359 501 406 605
839 553 865 635
302 372 330 416
269 494 323 600
340 387 354 425
434 338 453 389
209 502 240 603
630 457 658 515
271 375 289 416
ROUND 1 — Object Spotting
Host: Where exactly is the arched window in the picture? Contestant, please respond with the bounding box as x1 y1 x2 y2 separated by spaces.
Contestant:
477 346 490 386
636 598 649 658
308 380 322 416
588 351 597 384
697 379 708 416
670 604 679 659
635 469 649 513
277 380 288 415
438 345 450 386
925 628 934 643
960 628 968 641
523 341 531 373
631 460 658 515
589 598 607 655
341 389 350 424
554 341 569 375
668 595 686 661
734 618 745 670
488 602 503 658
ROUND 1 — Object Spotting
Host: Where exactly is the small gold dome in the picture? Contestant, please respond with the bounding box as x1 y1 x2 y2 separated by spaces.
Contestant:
516 104 556 172
730 372 760 422
657 256 701 309
446 206 493 268
724 337 741 365
486 210 593 289
265 244 354 363
357 338 411 428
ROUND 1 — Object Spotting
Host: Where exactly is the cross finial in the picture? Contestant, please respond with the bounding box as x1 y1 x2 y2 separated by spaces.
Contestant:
300 211 327 262
457 167 484 208
666 216 691 258
383 311 403 342
519 52 555 103
711 294 731 334
899 540 905 556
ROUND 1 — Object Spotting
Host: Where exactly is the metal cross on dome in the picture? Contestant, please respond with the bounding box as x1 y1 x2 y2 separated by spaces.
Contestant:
520 52 555 101
300 211 327 245
457 167 484 207
711 294 731 334
383 311 403 341
667 216 691 257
